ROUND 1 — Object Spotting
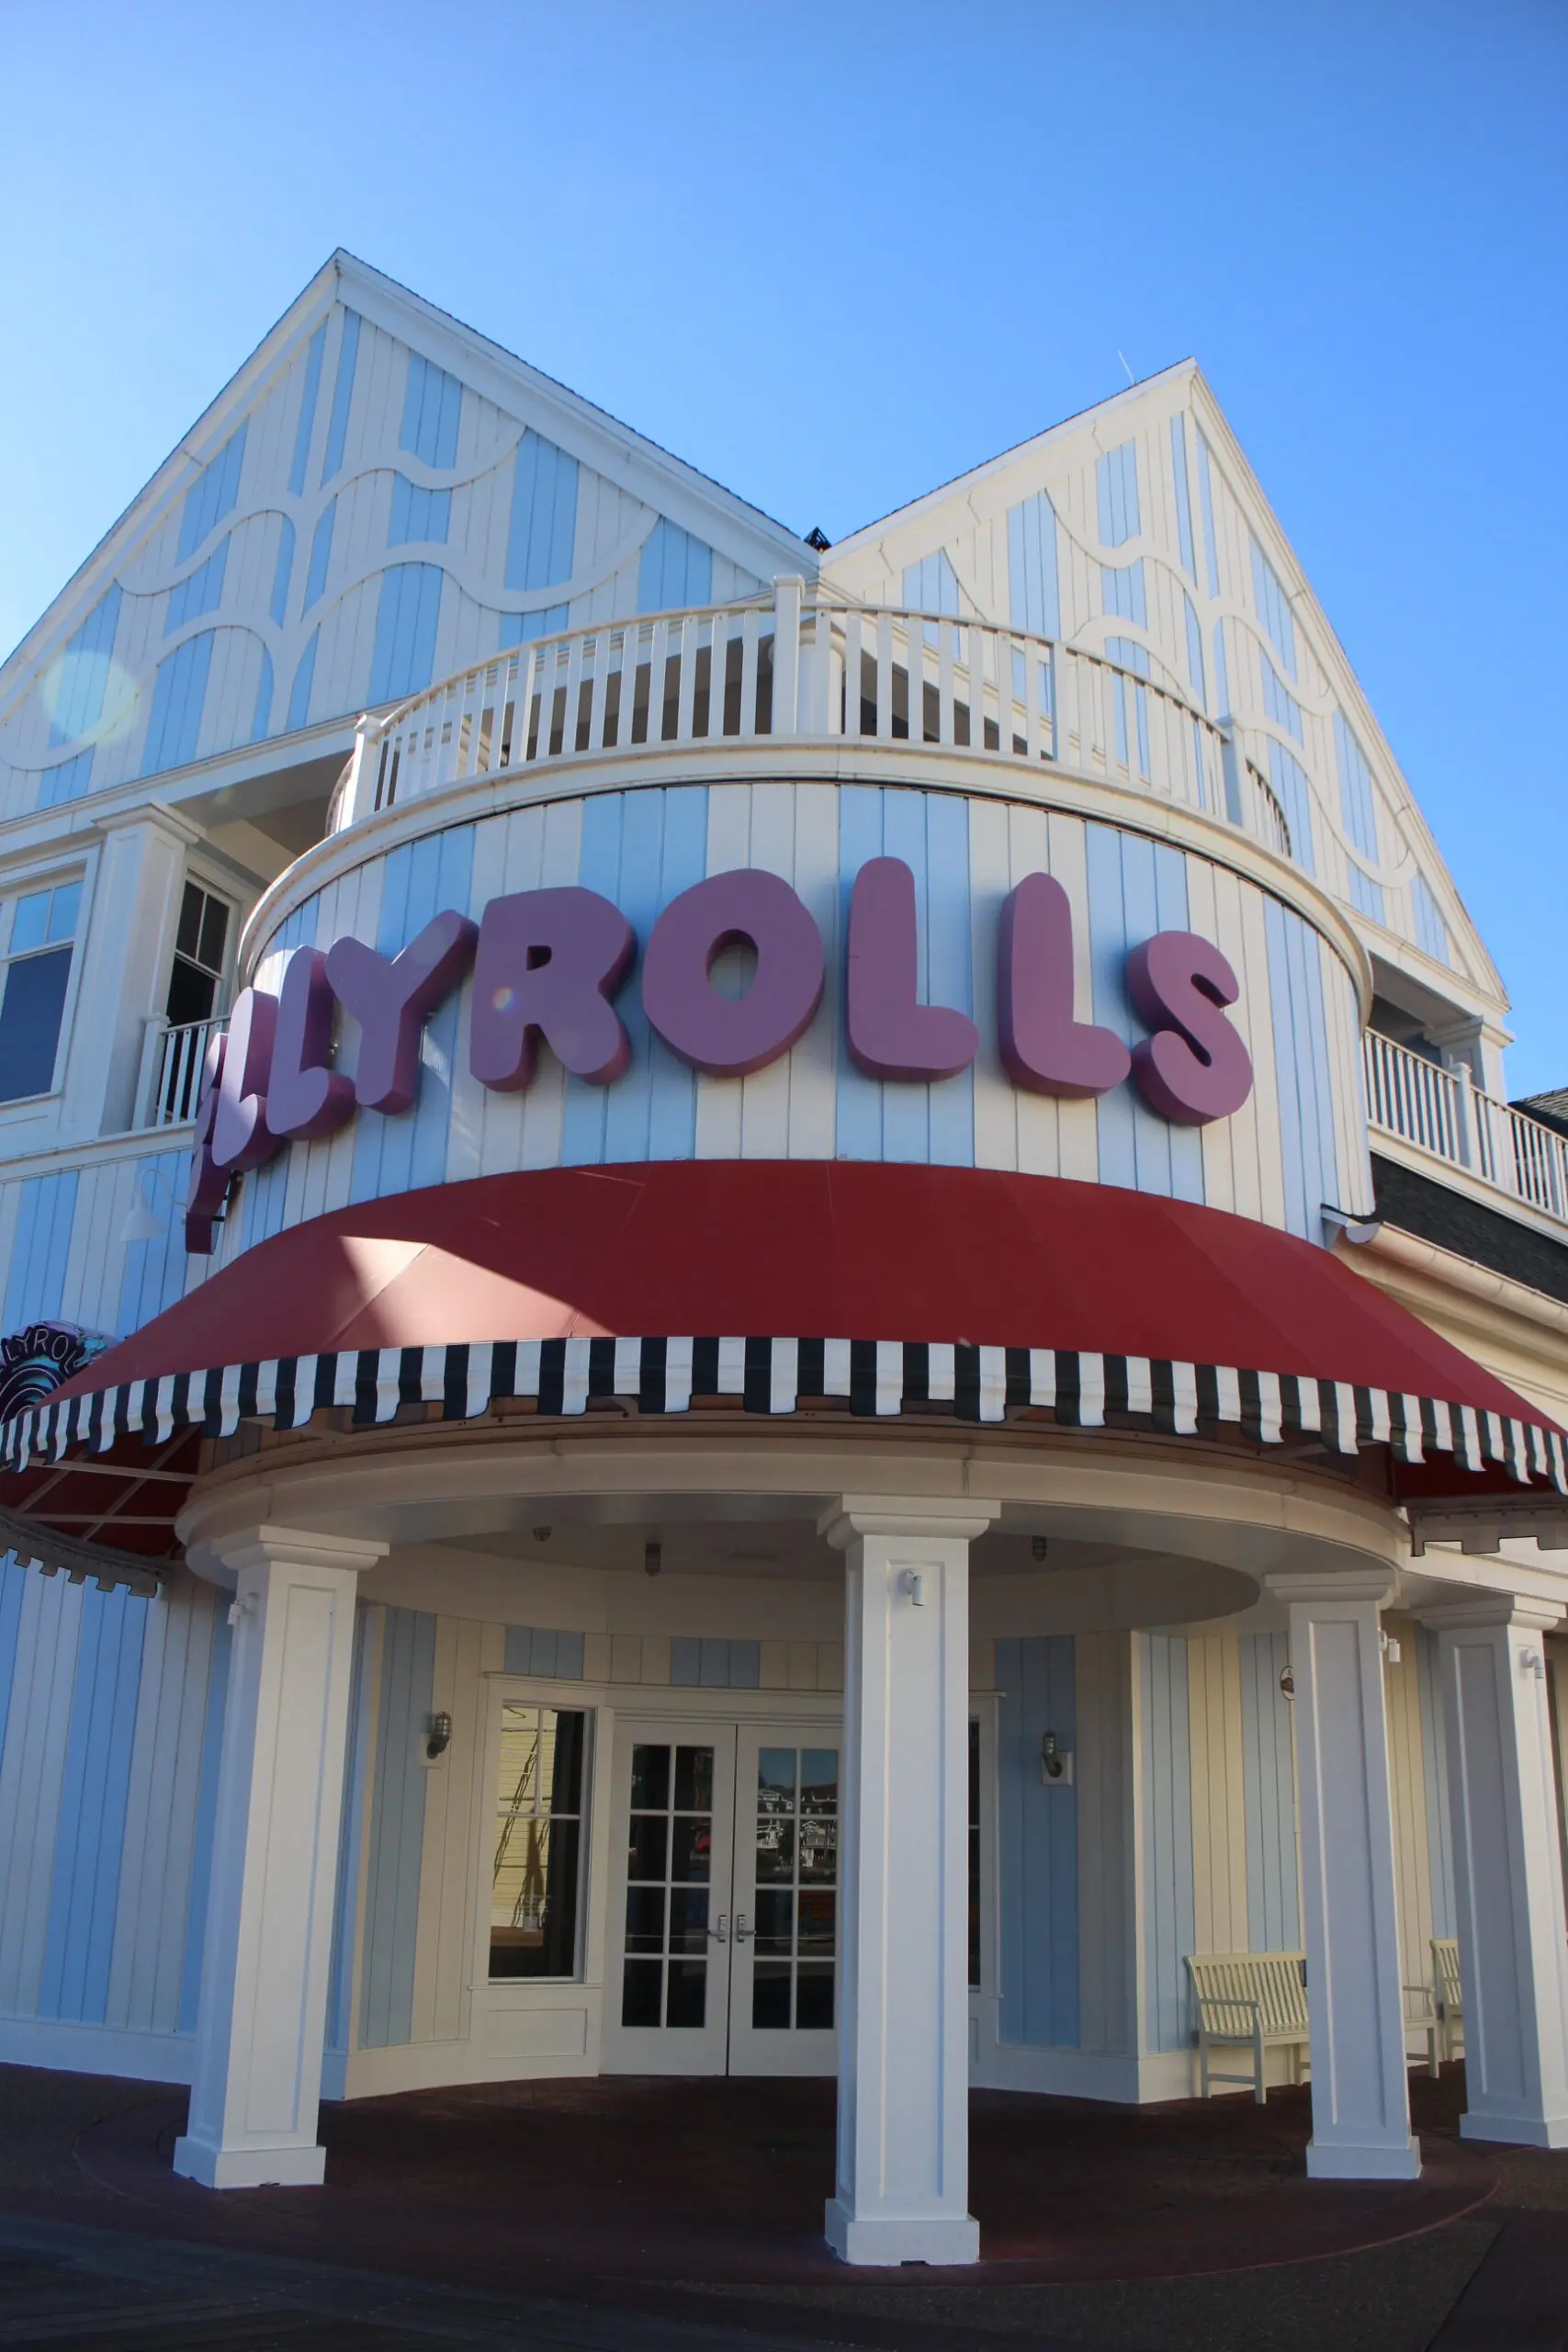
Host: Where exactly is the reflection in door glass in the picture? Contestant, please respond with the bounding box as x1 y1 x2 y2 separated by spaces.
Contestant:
623 1743 715 2028
752 1746 838 2030
490 1707 586 1979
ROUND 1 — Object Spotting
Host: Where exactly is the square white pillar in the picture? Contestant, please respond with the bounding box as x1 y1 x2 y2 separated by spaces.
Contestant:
174 1527 386 2189
819 1495 998 2266
1421 1598 1568 2149
1266 1572 1420 2180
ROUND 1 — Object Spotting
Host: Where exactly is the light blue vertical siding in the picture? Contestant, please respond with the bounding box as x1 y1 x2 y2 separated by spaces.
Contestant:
833 786 975 1169
177 424 246 563
1267 740 1315 874
177 1602 231 2033
400 353 462 469
1181 590 1206 709
360 1607 436 2050
637 517 713 611
349 826 476 1205
48 585 122 746
1084 825 1202 1204
1196 433 1222 597
1335 712 1386 922
4 1170 80 1327
141 632 215 775
368 564 445 706
505 432 579 593
1413 875 1450 966
1238 1631 1300 1950
1096 441 1141 547
901 550 961 614
1007 493 1060 638
303 499 335 612
288 322 328 496
287 630 319 731
1140 1632 1195 2052
996 1635 1079 2047
503 1627 587 1678
496 603 569 651
252 649 274 742
36 1587 148 2021
1260 654 1303 741
321 311 361 485
560 786 707 1167
118 1149 193 1335
37 751 96 808
269 516 296 628
164 538 228 633
1100 560 1146 624
1169 416 1197 577
1250 541 1297 679
0 1556 28 1770
389 477 451 548
1264 896 1339 1238
1416 1626 1456 1939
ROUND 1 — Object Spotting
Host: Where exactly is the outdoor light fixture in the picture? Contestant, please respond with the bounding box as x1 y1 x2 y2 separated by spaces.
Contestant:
1031 1535 1048 1562
644 1540 662 1577
1040 1731 1073 1784
118 1164 178 1246
424 1711 453 1761
898 1568 925 1605
532 1526 551 1542
1280 1665 1296 1700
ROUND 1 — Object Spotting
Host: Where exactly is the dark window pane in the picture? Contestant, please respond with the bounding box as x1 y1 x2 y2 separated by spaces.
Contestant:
757 1747 795 1805
547 1710 585 1813
622 1959 662 2027
537 1817 581 1974
671 1815 713 1883
968 1719 981 1988
753 1888 793 1955
751 1962 792 2030
625 1885 666 1954
626 1814 669 1883
669 1888 710 1951
755 1817 795 1882
800 1749 838 1813
197 893 229 972
674 1746 714 1812
796 1965 835 2031
798 1890 835 1955
165 956 217 1026
666 1960 707 2027
0 948 70 1102
798 1818 837 1883
630 1744 670 1811
175 880 203 960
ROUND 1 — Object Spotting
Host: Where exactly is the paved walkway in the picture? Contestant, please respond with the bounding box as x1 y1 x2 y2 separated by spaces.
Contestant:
0 2062 1562 2348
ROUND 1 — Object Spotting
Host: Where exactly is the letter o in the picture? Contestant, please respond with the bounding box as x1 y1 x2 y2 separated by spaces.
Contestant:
641 868 825 1076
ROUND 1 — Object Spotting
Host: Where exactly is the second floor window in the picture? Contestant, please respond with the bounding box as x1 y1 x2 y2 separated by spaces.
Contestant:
166 881 230 1027
0 877 82 1104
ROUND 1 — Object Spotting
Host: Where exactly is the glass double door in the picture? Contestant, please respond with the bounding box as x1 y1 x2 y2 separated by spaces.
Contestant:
604 1720 840 2075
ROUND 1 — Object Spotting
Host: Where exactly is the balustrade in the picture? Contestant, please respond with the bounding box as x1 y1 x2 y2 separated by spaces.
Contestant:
1362 1030 1568 1228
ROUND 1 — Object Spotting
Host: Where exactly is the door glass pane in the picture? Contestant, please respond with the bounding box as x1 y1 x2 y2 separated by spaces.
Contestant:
750 1744 838 2030
621 1741 716 2028
490 1706 586 1979
968 1718 981 1988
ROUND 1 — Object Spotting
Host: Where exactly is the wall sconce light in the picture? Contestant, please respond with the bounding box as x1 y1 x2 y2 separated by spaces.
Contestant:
118 1164 179 1247
1279 1664 1295 1701
644 1540 662 1578
1031 1535 1048 1562
1041 1730 1074 1784
533 1526 551 1543
424 1711 453 1762
898 1567 925 1605
1380 1628 1403 1666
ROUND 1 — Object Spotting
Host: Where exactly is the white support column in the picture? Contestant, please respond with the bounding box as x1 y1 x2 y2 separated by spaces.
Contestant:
1421 1597 1568 2148
819 1494 998 2266
1266 1571 1420 2179
174 1526 386 2189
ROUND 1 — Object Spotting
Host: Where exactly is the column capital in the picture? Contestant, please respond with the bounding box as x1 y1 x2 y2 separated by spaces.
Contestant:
1264 1569 1394 1609
818 1494 1000 1550
209 1523 389 1580
1417 1595 1567 1635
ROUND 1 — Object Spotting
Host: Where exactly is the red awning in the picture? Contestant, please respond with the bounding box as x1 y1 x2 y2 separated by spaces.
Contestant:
2 1163 1562 1583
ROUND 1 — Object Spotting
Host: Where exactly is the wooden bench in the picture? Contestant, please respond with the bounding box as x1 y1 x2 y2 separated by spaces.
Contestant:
1433 1935 1464 2064
1186 1951 1310 2103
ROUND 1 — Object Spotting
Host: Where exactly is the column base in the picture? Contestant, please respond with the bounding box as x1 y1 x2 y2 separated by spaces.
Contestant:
1461 2110 1568 2150
1304 2138 1422 2181
172 2134 328 2189
824 2198 981 2267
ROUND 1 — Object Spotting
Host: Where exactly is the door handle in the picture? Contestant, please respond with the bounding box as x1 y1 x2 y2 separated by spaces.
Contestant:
733 1912 752 1943
707 1913 728 1944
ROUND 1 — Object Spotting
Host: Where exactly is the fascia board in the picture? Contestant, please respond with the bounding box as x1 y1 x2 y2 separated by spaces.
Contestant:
822 360 1201 581
1184 368 1506 1007
0 261 343 714
331 251 814 582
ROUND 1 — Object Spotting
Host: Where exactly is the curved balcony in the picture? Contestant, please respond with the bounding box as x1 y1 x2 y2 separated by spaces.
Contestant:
326 582 1290 860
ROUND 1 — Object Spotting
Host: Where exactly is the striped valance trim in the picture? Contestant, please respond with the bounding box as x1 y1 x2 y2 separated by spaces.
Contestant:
3 1336 1563 1494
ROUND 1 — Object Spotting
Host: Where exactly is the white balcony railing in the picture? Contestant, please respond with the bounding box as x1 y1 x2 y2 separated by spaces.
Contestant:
327 582 1274 854
1363 1030 1568 1227
135 1013 225 1128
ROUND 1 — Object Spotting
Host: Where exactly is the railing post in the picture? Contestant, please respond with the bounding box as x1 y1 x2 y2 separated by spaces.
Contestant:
1449 1059 1476 1170
132 1017 166 1130
773 575 803 738
344 711 378 827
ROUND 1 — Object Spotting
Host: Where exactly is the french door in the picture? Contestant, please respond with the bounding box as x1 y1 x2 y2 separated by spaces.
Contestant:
602 1719 840 2076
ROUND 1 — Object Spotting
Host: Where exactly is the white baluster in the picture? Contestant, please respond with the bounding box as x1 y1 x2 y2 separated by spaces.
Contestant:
772 576 802 737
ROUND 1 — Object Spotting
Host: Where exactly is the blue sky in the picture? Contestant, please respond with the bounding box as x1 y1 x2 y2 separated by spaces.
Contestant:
2 1 1564 1088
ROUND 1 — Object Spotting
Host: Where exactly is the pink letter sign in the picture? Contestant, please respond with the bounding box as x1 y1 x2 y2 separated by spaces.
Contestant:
268 948 355 1141
470 888 634 1090
209 986 277 1172
997 873 1131 1098
642 869 824 1077
326 910 478 1114
846 856 978 1081
1125 931 1253 1125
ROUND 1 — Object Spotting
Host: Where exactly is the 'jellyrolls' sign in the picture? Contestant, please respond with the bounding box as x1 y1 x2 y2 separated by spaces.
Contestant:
185 857 1253 1251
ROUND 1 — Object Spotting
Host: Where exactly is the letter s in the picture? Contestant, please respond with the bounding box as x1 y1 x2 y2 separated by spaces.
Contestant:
1125 932 1253 1125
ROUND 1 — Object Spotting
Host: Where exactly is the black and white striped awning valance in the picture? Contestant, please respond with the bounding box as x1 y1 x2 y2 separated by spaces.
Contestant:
4 1334 1564 1493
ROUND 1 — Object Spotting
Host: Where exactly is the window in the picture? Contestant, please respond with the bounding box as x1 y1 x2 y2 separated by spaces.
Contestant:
165 881 230 1027
490 1703 586 1980
0 878 82 1103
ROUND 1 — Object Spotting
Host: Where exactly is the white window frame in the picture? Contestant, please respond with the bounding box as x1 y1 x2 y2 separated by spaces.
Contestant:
0 862 91 1112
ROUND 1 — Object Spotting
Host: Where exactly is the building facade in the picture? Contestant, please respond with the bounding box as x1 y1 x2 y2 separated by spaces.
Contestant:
0 253 1565 2262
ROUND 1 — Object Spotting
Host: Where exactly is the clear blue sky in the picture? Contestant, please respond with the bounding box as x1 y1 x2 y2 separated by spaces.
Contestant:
2 1 1564 1088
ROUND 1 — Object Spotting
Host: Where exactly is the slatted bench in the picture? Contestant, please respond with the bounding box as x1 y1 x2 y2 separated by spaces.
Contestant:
1433 1935 1464 2064
1186 1951 1310 2103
